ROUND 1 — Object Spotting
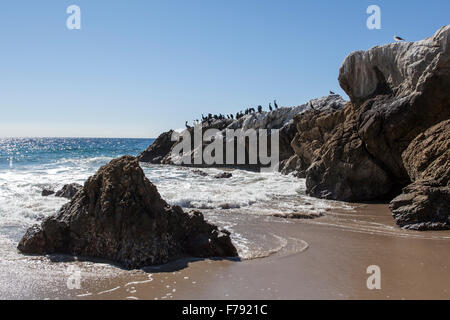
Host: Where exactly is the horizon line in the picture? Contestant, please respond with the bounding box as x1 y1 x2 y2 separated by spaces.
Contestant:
0 136 156 140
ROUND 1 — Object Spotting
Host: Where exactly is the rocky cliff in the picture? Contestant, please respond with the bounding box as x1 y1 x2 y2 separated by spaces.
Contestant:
18 156 238 269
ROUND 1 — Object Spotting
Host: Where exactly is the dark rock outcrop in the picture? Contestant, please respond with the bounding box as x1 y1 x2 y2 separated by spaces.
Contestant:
214 172 233 179
273 212 324 219
41 189 55 197
55 183 82 200
192 169 208 177
18 156 238 269
304 104 393 201
284 97 348 178
390 120 450 230
137 130 176 164
390 181 450 230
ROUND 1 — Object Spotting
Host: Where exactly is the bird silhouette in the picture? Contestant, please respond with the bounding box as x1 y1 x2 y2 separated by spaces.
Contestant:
330 91 335 95
274 100 279 109
394 35 405 42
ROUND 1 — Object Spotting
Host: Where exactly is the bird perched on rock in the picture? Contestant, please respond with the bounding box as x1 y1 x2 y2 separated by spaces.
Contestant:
330 91 335 95
269 104 273 111
274 100 279 109
394 35 405 42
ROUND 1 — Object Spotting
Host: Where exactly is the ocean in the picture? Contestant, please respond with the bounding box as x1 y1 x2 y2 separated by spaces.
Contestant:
0 137 345 260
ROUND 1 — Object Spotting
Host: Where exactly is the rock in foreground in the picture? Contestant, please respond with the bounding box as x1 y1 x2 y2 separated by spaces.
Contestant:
18 156 238 269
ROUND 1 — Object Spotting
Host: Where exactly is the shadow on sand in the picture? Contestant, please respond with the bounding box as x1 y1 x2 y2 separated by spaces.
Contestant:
45 253 241 273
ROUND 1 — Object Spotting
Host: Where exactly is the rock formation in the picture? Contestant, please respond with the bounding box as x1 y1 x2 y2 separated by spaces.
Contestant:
287 25 450 203
55 183 82 200
272 212 324 219
138 130 177 164
138 95 346 172
390 120 450 230
41 189 55 197
339 25 450 183
18 156 238 269
214 172 233 179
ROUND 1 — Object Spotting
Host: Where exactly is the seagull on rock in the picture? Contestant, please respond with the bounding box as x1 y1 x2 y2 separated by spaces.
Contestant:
394 35 405 42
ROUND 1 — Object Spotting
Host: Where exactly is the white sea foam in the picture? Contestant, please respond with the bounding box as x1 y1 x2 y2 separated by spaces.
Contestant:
0 157 350 262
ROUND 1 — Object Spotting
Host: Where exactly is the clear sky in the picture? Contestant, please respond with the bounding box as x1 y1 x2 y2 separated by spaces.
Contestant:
1 0 448 138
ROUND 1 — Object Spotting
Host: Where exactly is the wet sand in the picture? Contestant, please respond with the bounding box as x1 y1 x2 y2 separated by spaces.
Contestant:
71 204 450 300
1 203 449 300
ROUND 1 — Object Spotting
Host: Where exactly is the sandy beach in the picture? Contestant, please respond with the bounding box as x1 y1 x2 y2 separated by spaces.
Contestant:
81 204 450 300
3 203 449 300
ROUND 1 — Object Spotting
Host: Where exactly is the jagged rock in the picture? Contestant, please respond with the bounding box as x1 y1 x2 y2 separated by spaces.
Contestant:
55 183 82 200
390 181 450 230
279 155 305 177
214 172 233 179
285 96 347 178
305 104 393 201
192 169 208 177
18 156 238 269
390 120 450 230
41 189 55 197
137 130 176 164
401 120 450 185
273 212 324 219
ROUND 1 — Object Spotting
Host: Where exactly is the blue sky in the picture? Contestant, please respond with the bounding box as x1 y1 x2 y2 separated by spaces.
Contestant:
1 0 448 138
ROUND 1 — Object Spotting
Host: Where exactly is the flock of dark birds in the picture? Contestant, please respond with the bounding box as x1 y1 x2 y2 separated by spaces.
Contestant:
185 90 338 128
186 100 280 128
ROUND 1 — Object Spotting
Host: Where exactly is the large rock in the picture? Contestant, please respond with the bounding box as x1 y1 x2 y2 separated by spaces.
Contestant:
389 180 450 230
339 25 450 182
137 130 176 164
41 189 55 197
18 156 238 269
299 26 450 202
285 96 347 178
304 104 393 201
401 120 450 184
390 120 450 230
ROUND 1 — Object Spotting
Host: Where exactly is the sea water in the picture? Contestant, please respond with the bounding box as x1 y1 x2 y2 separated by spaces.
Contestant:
0 137 348 259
